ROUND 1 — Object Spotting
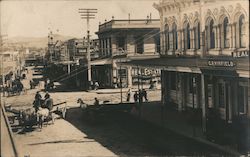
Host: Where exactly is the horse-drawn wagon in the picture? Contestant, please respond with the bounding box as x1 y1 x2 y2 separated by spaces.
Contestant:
5 101 67 130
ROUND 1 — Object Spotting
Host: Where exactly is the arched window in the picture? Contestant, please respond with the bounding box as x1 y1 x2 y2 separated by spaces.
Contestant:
207 19 215 49
194 22 200 49
172 23 178 51
184 22 190 50
239 15 246 48
164 24 169 52
223 17 230 48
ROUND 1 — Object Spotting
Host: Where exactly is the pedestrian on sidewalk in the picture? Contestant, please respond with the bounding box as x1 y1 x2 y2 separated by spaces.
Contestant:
94 81 99 90
94 97 99 106
126 88 131 102
133 91 138 103
142 89 148 102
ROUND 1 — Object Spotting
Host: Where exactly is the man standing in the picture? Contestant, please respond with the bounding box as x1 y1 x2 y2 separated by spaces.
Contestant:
44 94 53 111
126 89 131 102
133 91 138 103
34 91 42 112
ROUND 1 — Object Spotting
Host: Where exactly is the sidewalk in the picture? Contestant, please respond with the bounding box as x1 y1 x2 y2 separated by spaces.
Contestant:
87 84 161 94
130 101 242 156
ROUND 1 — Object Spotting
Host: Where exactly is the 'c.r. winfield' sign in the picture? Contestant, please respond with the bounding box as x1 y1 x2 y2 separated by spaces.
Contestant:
207 60 235 67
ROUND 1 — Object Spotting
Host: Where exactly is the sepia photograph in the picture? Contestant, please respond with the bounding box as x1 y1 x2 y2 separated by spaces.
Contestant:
0 0 249 156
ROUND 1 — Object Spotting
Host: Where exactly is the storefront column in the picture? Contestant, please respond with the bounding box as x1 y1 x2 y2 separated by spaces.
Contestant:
177 73 183 112
201 74 206 133
227 82 233 123
127 66 132 88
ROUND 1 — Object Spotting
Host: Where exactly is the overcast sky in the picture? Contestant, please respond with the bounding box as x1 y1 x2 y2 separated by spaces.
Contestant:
1 0 159 38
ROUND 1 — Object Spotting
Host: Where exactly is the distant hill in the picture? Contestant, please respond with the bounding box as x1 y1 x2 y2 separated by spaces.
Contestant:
4 34 75 48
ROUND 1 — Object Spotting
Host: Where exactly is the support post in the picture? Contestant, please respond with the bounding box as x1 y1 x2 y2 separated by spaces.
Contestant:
201 73 206 133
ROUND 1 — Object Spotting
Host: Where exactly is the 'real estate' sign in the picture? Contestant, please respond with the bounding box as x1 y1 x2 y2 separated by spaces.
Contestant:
207 60 235 67
232 50 249 58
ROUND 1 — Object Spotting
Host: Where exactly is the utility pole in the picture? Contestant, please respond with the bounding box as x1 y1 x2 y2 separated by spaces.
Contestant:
78 8 97 89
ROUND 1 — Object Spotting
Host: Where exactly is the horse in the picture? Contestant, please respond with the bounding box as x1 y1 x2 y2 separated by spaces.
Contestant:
36 107 54 128
19 108 37 129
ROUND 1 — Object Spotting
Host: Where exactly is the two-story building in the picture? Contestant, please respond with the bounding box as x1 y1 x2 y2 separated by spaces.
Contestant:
126 0 249 153
92 18 161 88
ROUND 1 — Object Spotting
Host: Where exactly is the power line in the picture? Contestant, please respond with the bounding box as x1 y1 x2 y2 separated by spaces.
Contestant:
78 8 98 88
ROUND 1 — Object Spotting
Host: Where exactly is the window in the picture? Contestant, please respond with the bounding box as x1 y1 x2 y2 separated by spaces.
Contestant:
218 83 225 108
173 23 178 51
136 37 144 54
117 37 126 51
184 22 191 50
207 19 215 49
239 15 246 48
223 17 230 48
164 24 169 52
194 22 200 49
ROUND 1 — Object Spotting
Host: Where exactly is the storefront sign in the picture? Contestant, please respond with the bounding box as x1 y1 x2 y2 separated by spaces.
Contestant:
207 60 235 67
232 50 249 58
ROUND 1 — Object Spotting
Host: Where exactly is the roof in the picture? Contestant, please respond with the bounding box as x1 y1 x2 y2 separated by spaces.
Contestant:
97 19 160 34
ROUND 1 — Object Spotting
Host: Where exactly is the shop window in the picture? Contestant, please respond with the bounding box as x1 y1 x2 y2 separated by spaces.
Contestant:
218 83 225 108
170 73 176 90
239 15 246 48
223 17 230 48
189 76 196 94
238 86 248 114
164 24 169 52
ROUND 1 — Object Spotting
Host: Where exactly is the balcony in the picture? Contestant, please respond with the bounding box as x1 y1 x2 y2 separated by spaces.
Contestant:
98 19 160 33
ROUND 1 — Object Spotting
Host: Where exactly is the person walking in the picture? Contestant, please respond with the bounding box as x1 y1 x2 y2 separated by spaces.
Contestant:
126 89 131 102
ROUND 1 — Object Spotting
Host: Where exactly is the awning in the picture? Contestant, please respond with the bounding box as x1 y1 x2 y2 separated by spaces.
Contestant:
91 58 112 66
119 57 200 70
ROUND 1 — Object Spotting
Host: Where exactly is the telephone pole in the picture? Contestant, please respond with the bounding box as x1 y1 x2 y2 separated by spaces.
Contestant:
78 8 97 88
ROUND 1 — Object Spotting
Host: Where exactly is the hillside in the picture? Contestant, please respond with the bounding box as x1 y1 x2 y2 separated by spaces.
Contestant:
4 34 75 48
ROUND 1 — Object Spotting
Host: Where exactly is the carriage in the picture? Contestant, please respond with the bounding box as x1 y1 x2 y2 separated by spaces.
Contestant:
5 101 67 130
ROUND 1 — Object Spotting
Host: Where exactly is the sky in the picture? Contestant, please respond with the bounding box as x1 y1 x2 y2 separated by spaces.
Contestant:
1 0 159 38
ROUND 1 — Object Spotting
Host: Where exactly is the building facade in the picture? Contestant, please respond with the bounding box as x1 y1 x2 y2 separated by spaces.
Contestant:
153 0 249 153
93 18 161 88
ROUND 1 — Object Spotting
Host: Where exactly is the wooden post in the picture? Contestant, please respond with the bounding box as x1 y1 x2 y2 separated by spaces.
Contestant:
201 74 206 133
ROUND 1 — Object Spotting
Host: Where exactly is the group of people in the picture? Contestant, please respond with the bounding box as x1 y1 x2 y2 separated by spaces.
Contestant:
126 89 148 103
33 91 53 112
1 78 24 97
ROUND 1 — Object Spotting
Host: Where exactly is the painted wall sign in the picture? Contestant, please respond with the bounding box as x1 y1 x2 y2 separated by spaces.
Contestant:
232 50 249 58
207 60 235 67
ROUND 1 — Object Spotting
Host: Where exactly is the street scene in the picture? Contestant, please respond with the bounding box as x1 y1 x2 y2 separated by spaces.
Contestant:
1 0 249 157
